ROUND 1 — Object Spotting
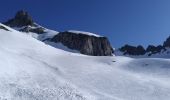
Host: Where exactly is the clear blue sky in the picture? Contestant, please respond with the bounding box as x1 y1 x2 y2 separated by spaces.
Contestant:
0 0 170 48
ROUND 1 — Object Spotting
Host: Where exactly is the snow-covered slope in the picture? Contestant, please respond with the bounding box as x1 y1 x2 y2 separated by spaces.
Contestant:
0 23 92 100
0 23 170 100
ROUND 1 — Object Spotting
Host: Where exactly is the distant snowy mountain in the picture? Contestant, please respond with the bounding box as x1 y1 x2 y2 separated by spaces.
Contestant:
4 10 113 56
116 36 170 58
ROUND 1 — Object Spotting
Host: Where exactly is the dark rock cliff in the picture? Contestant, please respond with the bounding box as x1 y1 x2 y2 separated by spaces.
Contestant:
51 31 114 56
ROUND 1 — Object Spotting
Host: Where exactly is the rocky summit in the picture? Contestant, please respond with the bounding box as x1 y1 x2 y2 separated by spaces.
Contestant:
4 10 35 27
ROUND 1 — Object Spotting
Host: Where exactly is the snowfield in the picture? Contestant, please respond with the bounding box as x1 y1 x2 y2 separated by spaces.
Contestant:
0 23 170 100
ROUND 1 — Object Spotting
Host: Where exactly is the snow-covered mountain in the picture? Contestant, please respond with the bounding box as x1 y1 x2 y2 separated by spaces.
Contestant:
116 37 170 58
1 10 170 100
4 10 113 56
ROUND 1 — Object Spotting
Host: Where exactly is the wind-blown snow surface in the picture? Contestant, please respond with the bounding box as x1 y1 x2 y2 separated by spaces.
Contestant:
0 23 170 100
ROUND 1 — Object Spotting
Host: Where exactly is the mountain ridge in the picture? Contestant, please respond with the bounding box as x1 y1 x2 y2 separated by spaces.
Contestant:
117 37 170 57
0 11 170 100
3 10 114 56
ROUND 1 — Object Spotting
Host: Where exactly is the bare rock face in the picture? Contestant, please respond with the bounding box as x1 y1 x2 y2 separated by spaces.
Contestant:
4 10 35 27
51 31 114 56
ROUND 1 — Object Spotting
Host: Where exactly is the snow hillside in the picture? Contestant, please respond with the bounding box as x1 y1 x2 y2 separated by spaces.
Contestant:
0 23 93 100
0 23 170 100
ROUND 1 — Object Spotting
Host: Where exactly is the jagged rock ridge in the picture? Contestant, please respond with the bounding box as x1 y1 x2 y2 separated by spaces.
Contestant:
119 45 145 55
119 37 170 56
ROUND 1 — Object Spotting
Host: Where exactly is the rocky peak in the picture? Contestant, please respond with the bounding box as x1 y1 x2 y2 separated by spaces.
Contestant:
4 10 35 27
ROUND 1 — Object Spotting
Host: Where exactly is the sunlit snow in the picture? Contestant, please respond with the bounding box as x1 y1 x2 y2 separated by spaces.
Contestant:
0 23 170 100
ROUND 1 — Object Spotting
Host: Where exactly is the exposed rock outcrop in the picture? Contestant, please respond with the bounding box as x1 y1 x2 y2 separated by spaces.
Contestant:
0 25 9 31
4 10 35 27
119 44 145 55
3 10 46 34
19 26 45 34
51 31 114 56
